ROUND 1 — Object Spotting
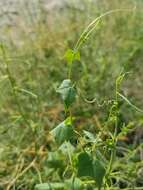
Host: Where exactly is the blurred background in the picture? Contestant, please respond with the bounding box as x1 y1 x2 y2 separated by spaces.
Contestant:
0 0 143 189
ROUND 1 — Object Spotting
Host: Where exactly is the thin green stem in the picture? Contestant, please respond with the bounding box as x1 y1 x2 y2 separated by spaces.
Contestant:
105 79 119 185
68 62 73 79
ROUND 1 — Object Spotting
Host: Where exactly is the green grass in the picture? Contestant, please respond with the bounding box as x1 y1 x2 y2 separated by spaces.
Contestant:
0 0 143 189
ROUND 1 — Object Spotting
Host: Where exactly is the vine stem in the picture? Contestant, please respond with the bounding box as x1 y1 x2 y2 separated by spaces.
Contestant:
105 77 120 188
66 7 135 189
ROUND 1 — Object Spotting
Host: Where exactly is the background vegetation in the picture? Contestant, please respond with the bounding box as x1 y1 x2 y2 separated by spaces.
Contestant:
0 0 143 189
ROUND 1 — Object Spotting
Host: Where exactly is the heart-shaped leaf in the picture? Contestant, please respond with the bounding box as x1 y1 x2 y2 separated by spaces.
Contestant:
46 151 64 169
56 79 76 108
51 117 74 145
77 152 106 189
77 152 94 178
93 159 106 190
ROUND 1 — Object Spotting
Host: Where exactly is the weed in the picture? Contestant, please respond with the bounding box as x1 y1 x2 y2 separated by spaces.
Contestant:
35 7 143 190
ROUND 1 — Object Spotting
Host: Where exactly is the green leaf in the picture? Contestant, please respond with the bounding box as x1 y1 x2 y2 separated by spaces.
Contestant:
77 152 94 178
56 79 76 108
77 152 106 189
59 141 75 155
65 177 83 190
35 179 83 190
47 152 64 169
65 49 80 64
35 183 64 190
74 51 80 61
83 130 95 142
51 118 74 145
93 159 106 190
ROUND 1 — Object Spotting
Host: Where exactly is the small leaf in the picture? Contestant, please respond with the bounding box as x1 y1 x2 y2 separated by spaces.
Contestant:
56 79 76 108
93 159 106 190
51 118 74 145
83 130 95 142
65 49 80 64
77 152 94 178
65 49 74 64
35 183 64 190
